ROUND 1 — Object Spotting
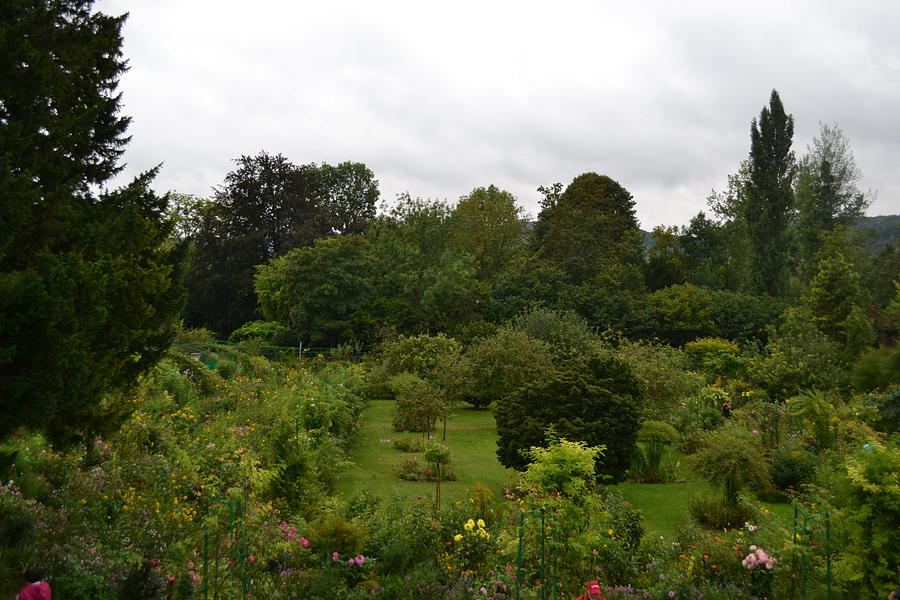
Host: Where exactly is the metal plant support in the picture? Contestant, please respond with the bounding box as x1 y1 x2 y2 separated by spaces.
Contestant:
515 512 558 600
202 491 251 600
792 506 832 600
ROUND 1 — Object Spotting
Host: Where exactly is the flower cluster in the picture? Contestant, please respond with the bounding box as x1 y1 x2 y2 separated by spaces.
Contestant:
332 552 365 566
741 545 776 570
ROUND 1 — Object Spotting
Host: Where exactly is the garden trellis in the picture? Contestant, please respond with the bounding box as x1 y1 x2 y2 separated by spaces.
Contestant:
515 512 558 600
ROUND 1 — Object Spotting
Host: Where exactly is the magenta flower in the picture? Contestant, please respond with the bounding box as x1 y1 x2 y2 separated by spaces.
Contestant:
354 555 365 566
332 552 339 561
299 537 309 548
668 592 676 598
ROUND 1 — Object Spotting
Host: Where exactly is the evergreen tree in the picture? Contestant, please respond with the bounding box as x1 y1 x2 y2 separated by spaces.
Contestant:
0 1 185 443
534 173 644 285
743 90 796 297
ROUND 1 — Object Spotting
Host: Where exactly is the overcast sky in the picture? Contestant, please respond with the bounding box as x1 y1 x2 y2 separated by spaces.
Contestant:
96 0 899 228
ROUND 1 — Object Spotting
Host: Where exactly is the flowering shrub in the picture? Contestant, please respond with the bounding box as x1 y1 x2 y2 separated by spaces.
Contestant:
397 458 457 481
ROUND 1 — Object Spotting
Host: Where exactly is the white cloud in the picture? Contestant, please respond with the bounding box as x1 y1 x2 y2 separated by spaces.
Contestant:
99 0 900 227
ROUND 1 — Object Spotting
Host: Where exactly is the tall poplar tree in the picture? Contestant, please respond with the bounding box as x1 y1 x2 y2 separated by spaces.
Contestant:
743 90 795 297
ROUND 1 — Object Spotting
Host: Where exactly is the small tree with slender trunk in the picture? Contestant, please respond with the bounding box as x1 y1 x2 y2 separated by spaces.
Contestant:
423 442 452 509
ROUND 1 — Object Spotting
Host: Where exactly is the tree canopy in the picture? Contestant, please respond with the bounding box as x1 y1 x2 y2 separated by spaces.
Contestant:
0 1 185 443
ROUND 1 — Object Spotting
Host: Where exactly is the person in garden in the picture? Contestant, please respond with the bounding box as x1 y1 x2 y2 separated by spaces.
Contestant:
17 567 51 600
575 580 607 600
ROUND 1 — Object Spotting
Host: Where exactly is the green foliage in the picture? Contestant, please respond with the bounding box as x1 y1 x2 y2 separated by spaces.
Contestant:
449 185 526 280
684 337 744 382
645 225 687 290
770 444 817 490
838 444 900 598
228 320 299 346
806 253 864 337
534 173 643 284
690 424 772 507
494 352 640 483
255 234 376 346
649 283 717 346
786 390 837 449
863 388 900 434
744 90 796 296
510 305 600 356
463 327 555 409
185 154 378 335
793 122 871 274
0 0 185 444
637 421 680 444
522 438 604 497
750 307 846 400
381 333 462 380
681 211 751 292
268 421 323 515
489 257 568 322
708 289 784 344
687 493 757 530
612 339 701 421
630 421 681 483
365 195 484 335
389 373 447 434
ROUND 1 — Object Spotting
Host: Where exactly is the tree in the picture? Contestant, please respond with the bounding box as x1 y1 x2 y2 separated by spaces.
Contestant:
449 185 527 281
0 1 185 443
742 90 796 296
185 153 328 334
681 211 750 291
317 161 379 235
644 226 686 290
794 122 871 274
366 195 483 334
494 352 640 483
254 235 375 346
463 328 555 409
534 173 644 284
522 439 605 497
184 154 380 335
690 424 771 508
649 283 717 346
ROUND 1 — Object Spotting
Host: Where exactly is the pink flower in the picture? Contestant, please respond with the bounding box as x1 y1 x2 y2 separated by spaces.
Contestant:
332 552 339 561
347 558 354 566
248 555 255 564
299 537 309 548
354 555 365 566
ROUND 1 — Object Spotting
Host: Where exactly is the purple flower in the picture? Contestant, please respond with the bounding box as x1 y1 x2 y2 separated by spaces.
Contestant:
668 592 676 598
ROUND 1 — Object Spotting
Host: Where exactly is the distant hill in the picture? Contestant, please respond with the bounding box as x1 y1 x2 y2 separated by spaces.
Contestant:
853 215 900 253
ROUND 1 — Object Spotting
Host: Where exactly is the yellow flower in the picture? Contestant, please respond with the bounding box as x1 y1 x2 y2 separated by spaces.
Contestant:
454 534 463 542
477 519 486 528
607 529 614 536
464 519 475 531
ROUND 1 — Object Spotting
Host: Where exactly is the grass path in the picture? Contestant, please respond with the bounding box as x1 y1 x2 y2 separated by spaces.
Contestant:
337 399 795 539
335 399 515 503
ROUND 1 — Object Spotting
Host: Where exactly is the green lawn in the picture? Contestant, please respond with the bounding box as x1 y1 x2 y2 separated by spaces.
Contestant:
337 399 795 539
336 399 515 504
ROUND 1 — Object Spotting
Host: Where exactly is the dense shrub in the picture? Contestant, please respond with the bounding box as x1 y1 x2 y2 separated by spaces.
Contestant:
494 352 640 483
463 328 555 408
770 444 817 490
